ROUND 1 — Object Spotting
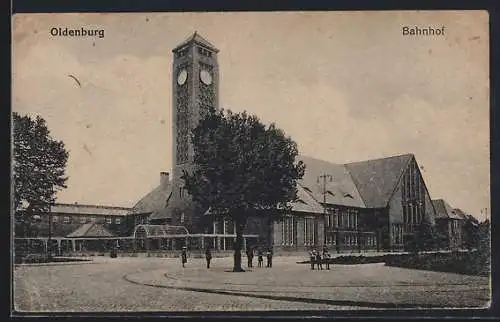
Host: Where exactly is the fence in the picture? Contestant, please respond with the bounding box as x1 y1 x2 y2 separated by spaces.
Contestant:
14 233 260 258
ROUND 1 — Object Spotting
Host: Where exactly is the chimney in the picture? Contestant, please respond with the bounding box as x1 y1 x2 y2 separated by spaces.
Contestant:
160 172 170 186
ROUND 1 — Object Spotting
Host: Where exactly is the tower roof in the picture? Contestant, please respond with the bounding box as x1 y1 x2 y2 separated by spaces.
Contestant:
172 31 219 53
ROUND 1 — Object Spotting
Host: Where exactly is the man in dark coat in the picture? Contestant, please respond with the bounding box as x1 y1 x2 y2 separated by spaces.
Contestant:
266 249 273 268
181 247 188 268
246 247 254 268
315 249 323 270
205 247 212 269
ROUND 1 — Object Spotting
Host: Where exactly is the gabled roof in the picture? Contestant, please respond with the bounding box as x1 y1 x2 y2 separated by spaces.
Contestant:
131 181 173 217
298 156 366 208
432 199 464 220
51 203 131 216
172 31 219 53
149 192 196 220
453 208 469 220
345 154 413 208
291 184 326 214
66 222 115 238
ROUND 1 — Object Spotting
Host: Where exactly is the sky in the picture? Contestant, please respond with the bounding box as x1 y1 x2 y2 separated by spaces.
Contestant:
12 11 490 220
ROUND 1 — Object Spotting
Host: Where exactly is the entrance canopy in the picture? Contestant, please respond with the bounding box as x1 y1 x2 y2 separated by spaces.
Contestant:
133 224 189 238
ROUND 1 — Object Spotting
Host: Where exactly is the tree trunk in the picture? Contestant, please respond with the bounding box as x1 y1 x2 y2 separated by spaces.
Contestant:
233 216 245 272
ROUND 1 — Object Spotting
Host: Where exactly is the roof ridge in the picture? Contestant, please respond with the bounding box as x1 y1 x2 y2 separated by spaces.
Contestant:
53 203 132 210
83 222 95 236
344 153 414 165
172 31 219 52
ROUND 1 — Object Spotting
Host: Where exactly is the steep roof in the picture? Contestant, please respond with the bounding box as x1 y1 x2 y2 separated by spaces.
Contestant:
149 192 196 221
453 208 469 220
131 181 173 217
345 154 413 208
432 199 464 220
291 184 326 214
51 203 131 216
298 156 366 208
66 222 115 238
172 31 219 53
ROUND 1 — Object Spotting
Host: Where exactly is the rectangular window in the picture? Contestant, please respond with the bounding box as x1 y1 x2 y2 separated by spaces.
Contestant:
304 217 315 246
80 216 86 223
90 216 96 223
282 216 294 246
63 216 70 224
115 218 121 225
52 216 58 222
106 217 112 224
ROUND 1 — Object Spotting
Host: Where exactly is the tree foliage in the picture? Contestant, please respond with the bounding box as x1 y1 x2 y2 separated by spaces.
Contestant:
415 218 440 252
13 112 69 236
181 107 305 271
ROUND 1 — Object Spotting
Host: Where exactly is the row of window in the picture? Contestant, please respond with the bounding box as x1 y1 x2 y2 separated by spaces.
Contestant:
325 234 377 246
50 215 122 225
325 208 359 229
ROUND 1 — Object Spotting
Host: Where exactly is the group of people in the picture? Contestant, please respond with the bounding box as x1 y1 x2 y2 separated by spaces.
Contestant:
309 247 331 270
245 247 273 268
180 246 274 269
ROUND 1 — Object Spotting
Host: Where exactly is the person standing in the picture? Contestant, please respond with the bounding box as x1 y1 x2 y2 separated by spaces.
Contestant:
323 249 331 270
205 247 212 269
181 246 188 268
246 247 254 268
257 248 263 268
310 250 316 270
315 249 323 270
266 248 273 268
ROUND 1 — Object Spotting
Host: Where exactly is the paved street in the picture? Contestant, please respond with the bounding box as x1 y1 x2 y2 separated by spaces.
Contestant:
13 256 490 312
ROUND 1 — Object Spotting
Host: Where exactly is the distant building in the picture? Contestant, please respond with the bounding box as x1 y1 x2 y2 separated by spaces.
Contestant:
432 199 467 250
29 203 134 238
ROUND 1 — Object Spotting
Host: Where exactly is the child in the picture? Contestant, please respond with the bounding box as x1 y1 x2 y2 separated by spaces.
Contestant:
310 250 316 270
257 249 263 267
315 250 323 270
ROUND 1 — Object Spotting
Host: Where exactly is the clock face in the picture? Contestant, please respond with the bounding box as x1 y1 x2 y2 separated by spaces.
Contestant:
177 69 188 85
200 69 212 85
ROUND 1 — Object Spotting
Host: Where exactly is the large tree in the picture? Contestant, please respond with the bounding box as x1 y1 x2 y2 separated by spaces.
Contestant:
12 112 69 237
181 107 305 272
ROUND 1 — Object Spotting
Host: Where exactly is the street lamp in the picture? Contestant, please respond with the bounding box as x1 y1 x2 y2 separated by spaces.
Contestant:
317 174 333 250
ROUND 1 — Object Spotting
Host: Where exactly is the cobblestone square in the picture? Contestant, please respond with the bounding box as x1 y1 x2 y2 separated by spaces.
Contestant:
13 255 490 312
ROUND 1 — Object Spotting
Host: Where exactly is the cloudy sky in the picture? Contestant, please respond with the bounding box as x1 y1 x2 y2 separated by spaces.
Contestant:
12 11 490 220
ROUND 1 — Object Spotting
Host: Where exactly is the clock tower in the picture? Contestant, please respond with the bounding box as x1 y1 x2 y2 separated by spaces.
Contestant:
171 32 220 201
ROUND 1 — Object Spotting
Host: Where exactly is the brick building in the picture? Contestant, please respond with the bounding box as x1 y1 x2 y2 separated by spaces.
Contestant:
28 203 134 238
130 32 445 253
